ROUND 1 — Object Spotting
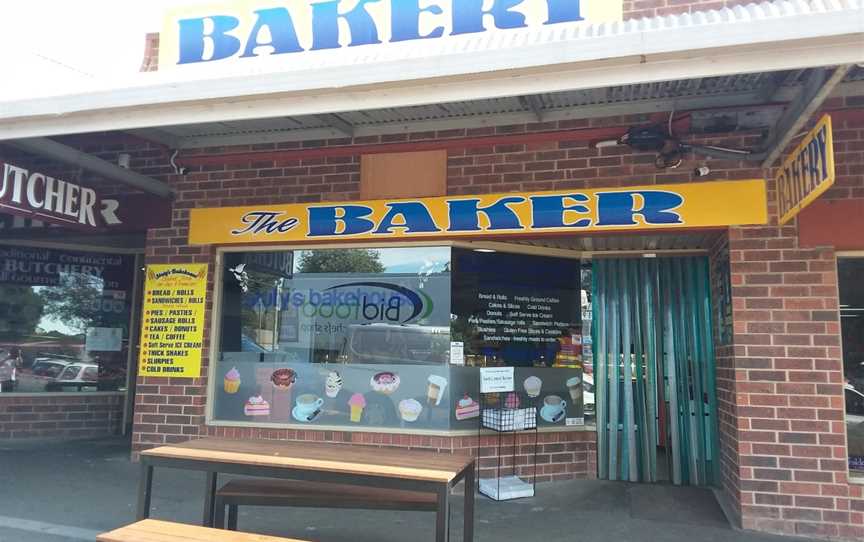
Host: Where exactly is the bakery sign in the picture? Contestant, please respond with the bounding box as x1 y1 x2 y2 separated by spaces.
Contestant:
0 162 171 231
188 179 768 245
777 114 835 225
160 0 623 67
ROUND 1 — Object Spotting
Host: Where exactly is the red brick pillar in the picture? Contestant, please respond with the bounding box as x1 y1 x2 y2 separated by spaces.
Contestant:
724 224 862 539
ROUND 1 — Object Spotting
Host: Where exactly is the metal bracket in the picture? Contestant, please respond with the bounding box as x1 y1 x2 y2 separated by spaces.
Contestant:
315 113 355 138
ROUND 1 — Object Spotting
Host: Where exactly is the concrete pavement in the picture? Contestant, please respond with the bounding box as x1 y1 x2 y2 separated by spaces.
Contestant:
0 437 817 542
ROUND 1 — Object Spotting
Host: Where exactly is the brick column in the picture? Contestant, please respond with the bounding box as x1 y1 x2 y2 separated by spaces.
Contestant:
725 224 862 539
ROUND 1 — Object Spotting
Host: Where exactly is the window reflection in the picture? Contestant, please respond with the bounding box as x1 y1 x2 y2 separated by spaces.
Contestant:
840 259 864 473
0 246 135 393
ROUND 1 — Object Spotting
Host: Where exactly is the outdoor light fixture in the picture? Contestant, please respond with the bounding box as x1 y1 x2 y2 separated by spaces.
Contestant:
474 248 497 253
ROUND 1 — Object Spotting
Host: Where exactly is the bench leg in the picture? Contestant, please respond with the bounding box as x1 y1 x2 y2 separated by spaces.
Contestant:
214 497 226 530
136 463 154 521
436 485 450 542
464 466 475 542
228 504 239 531
202 472 218 527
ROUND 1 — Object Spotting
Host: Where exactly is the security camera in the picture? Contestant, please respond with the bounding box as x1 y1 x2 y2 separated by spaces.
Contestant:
694 166 711 177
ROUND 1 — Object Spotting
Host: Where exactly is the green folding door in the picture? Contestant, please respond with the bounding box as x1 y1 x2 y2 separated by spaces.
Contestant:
592 256 719 486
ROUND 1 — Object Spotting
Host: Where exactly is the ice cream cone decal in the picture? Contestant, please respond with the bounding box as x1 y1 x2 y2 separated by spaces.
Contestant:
348 393 366 423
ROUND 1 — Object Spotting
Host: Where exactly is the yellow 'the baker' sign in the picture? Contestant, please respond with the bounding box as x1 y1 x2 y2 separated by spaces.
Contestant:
188 179 767 245
139 264 208 378
777 115 835 225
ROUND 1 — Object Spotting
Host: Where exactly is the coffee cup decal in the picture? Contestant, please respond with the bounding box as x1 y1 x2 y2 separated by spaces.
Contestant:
523 376 542 398
426 375 448 406
540 394 567 423
566 376 583 405
293 393 324 422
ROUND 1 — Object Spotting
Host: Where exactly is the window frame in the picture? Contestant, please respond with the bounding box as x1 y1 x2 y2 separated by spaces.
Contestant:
205 241 588 436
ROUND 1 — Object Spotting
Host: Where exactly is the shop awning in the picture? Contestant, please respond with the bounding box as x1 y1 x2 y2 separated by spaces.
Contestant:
0 0 860 140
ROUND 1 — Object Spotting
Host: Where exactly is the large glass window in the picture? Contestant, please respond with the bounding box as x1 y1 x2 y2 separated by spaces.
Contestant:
0 245 137 393
213 246 587 432
840 259 864 474
216 247 453 429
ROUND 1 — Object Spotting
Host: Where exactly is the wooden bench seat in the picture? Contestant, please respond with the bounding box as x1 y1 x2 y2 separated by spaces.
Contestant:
97 519 310 541
215 478 438 530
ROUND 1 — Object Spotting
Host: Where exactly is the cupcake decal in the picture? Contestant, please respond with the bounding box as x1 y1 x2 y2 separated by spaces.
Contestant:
271 368 296 391
399 399 423 422
244 395 270 416
223 367 241 394
348 393 366 423
325 371 343 398
370 372 400 395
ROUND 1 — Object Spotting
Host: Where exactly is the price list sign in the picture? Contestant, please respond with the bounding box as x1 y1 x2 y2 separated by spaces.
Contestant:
138 264 208 378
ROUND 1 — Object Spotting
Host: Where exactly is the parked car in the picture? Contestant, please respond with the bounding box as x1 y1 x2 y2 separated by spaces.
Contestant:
340 324 450 365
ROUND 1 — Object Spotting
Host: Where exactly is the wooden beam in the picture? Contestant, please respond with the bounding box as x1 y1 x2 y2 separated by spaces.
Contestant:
10 138 174 197
760 65 854 169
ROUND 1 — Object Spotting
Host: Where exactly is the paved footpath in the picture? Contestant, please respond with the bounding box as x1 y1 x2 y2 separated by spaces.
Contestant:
0 437 817 542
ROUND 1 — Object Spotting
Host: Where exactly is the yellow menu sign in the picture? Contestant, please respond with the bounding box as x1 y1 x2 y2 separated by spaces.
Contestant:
139 264 208 378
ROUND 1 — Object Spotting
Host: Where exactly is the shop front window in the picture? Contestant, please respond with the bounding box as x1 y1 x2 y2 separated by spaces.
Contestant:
0 245 137 393
213 245 587 432
839 259 864 475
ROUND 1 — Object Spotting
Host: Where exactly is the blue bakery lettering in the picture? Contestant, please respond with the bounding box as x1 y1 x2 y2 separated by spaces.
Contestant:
777 123 830 217
176 0 585 64
447 197 525 231
594 191 684 227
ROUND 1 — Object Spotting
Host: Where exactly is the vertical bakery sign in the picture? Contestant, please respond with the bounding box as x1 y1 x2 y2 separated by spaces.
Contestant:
139 264 208 378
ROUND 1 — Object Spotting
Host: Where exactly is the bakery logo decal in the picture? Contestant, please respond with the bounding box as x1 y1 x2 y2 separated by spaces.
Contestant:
0 162 127 229
245 281 433 324
150 267 207 280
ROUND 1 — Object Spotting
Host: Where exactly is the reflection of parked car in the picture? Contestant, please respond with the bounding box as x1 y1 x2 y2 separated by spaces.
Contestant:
341 324 450 365
0 349 22 392
846 383 864 462
15 358 72 393
45 363 99 392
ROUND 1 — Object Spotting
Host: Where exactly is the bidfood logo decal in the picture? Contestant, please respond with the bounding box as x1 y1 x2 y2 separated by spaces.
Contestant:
246 282 433 324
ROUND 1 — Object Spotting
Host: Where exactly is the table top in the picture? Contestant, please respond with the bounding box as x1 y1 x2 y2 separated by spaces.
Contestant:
141 438 474 483
97 519 311 542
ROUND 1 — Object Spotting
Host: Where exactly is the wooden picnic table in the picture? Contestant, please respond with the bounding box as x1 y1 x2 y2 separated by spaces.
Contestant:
137 438 475 542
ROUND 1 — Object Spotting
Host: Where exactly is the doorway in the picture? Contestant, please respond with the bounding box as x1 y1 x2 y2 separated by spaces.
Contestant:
592 256 720 486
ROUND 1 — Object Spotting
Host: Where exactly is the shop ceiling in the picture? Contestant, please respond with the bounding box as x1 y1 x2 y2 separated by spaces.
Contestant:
133 67 864 153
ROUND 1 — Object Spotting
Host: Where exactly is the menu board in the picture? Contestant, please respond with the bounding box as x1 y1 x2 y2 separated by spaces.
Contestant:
471 291 569 344
451 249 580 367
139 264 208 378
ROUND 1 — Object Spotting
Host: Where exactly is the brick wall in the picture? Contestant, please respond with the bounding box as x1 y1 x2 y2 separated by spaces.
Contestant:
722 109 864 540
624 0 761 19
0 393 124 439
